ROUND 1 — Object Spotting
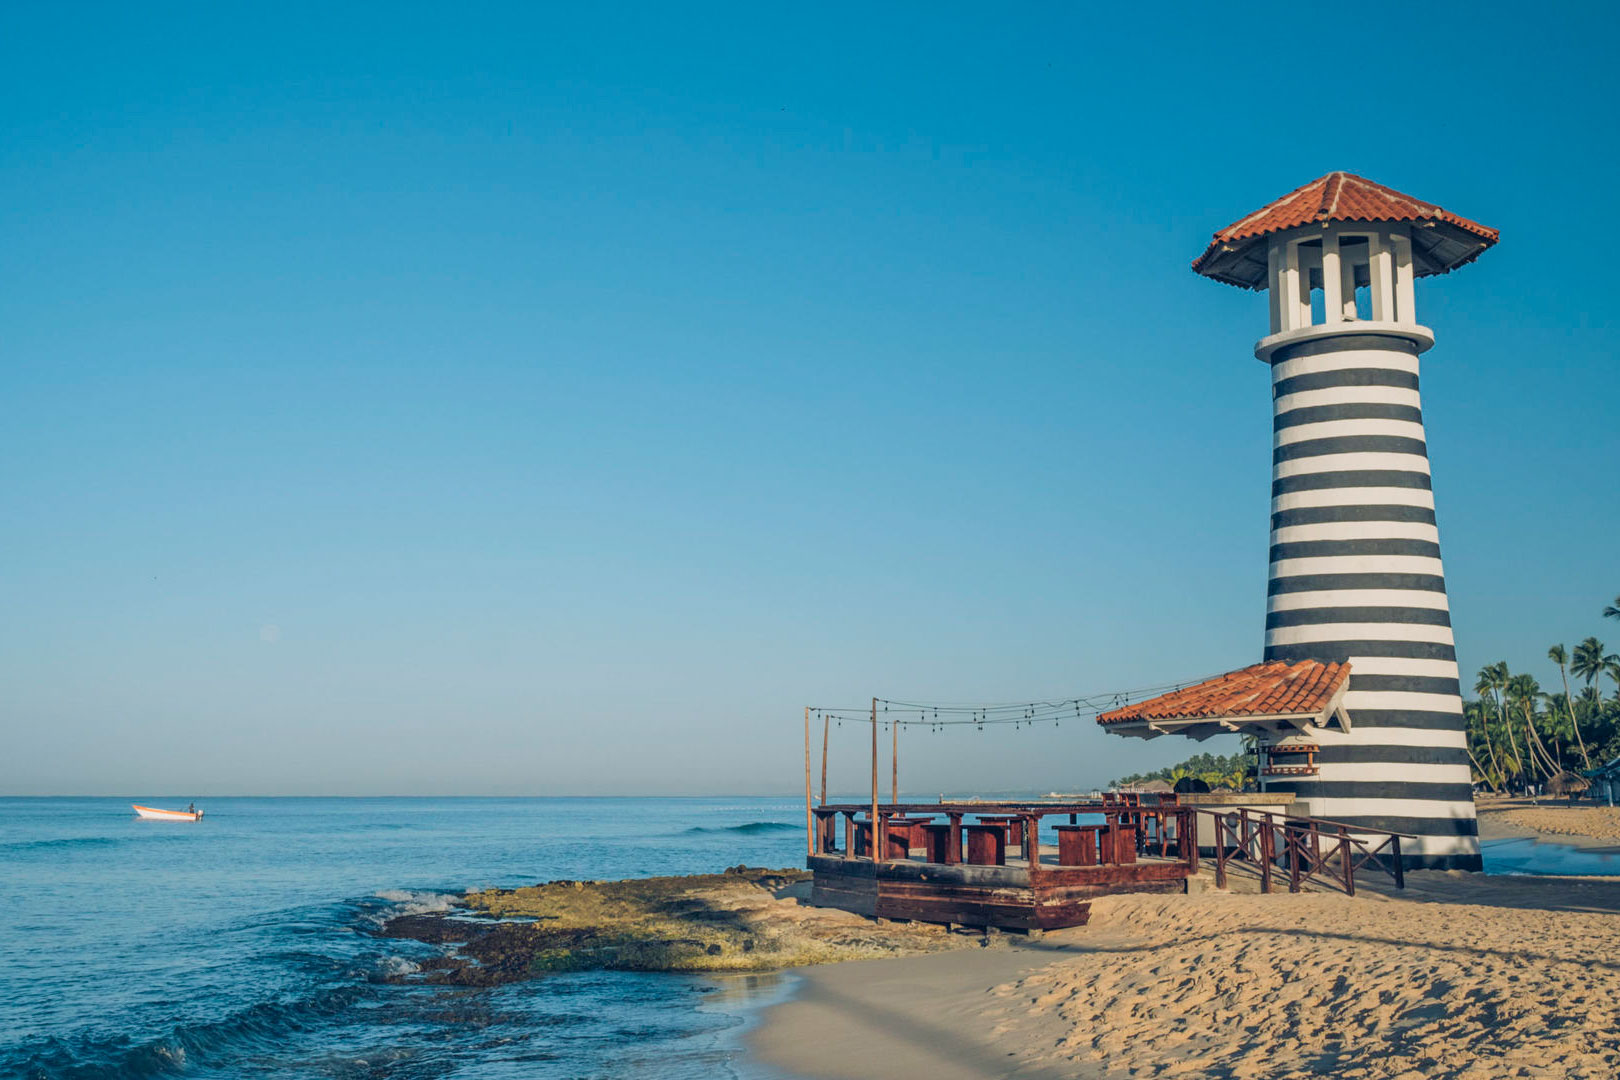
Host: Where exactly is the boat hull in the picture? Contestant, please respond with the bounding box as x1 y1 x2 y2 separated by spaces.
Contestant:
132 804 202 821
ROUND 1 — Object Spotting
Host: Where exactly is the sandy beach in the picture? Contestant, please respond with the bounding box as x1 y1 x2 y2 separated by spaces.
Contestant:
1477 798 1620 850
753 815 1620 1080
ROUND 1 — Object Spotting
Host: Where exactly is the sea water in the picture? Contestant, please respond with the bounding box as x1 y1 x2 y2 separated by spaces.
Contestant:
1481 835 1620 876
0 797 811 1079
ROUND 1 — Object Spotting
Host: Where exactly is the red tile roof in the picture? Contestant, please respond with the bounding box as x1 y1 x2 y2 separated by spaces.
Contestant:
1192 172 1498 289
1097 661 1350 726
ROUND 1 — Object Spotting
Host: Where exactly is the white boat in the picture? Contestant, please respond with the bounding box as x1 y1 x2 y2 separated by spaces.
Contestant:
133 804 203 821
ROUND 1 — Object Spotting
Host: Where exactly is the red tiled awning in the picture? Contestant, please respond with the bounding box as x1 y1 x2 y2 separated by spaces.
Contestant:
1098 661 1351 740
1192 172 1498 289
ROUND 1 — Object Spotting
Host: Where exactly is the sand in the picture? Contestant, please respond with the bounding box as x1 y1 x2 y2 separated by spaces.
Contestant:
752 869 1620 1080
1491 805 1620 844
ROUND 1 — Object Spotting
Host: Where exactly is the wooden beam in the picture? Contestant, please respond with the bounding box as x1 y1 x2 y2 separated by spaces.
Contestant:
870 698 879 863
804 707 813 859
891 710 899 805
820 713 829 805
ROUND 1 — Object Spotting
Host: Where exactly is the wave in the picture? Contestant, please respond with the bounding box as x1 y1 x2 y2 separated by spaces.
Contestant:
681 822 799 835
1 835 125 853
13 981 376 1080
371 889 462 918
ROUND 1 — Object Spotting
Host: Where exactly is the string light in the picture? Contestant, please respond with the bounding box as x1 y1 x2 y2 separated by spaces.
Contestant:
804 671 1222 732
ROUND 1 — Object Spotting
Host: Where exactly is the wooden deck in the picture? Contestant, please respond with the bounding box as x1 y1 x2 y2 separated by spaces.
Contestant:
806 799 1198 931
809 850 1193 930
804 797 1410 931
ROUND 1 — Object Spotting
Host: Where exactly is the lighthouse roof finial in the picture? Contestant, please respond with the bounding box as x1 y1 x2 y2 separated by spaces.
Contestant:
1192 171 1499 290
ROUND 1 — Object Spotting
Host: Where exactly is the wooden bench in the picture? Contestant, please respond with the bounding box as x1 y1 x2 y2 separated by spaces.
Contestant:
975 815 1023 847
1054 824 1102 866
921 822 960 865
853 818 922 860
1109 823 1137 864
962 823 1007 866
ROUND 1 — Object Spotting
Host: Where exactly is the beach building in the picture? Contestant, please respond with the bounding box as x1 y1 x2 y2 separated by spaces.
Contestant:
1098 173 1497 871
1586 756 1620 805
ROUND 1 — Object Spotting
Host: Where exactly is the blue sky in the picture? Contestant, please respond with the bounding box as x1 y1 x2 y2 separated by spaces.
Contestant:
2 3 1615 795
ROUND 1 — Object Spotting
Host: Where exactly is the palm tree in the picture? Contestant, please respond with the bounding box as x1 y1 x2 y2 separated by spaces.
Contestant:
1604 594 1620 622
1465 699 1503 789
1480 662 1521 782
1508 674 1557 779
1574 638 1611 694
1577 686 1604 727
1465 700 1503 791
1549 644 1592 768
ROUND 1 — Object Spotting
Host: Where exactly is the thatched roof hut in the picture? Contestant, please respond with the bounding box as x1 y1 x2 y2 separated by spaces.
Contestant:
1547 771 1591 797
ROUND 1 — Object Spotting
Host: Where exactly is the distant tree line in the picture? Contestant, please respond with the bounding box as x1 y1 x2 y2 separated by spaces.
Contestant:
1466 594 1620 791
1113 750 1252 792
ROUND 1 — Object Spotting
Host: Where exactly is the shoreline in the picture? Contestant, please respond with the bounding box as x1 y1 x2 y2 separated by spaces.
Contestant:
693 970 810 1080
1476 799 1620 853
751 815 1620 1080
748 936 1074 1080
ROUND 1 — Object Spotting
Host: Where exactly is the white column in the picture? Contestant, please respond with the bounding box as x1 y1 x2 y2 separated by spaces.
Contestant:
1340 245 1359 320
1321 231 1343 325
1298 244 1321 327
1391 232 1416 324
1268 241 1284 334
1281 240 1303 332
1369 231 1396 322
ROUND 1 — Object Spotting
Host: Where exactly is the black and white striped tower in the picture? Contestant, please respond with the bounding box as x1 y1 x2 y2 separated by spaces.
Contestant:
1194 173 1498 870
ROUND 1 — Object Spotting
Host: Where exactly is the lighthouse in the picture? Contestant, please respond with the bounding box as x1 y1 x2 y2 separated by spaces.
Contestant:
1190 172 1497 870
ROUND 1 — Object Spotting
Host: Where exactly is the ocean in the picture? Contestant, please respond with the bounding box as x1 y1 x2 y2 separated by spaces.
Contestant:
0 796 810 1080
6 797 1598 1080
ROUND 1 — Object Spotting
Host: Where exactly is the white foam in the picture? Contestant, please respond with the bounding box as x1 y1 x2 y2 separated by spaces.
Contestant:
380 956 421 977
373 889 460 917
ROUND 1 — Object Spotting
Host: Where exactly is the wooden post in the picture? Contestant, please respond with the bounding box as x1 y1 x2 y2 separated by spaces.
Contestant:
1260 821 1274 894
1338 828 1354 896
869 698 879 862
804 707 814 860
891 713 898 805
1288 827 1302 893
1183 808 1198 872
1391 836 1405 890
1025 813 1040 881
1214 812 1229 889
820 713 829 806
948 812 963 865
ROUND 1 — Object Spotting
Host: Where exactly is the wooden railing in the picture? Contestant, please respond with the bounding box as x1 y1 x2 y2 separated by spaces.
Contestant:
1195 806 1406 895
810 798 1410 895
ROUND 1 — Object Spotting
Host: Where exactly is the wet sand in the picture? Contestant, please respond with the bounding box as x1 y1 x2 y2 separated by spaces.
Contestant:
1477 798 1620 852
752 862 1620 1079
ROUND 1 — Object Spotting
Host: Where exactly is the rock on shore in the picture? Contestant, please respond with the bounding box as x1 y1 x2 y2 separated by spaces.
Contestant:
380 865 973 985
